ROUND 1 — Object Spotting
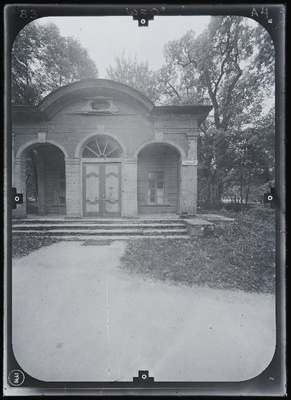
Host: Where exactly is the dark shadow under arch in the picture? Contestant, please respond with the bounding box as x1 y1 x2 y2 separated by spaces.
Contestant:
24 144 66 215
137 143 181 215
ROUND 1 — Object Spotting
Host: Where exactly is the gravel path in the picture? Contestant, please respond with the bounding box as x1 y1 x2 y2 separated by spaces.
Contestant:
12 241 276 382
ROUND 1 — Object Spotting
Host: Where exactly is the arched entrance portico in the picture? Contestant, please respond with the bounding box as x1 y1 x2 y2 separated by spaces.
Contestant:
14 143 66 216
81 134 123 217
137 143 181 215
12 80 212 220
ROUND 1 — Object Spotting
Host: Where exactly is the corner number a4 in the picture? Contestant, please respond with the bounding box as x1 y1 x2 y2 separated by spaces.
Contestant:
251 7 273 23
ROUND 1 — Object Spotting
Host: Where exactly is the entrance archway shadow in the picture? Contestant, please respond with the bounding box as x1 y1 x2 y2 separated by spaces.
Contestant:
137 143 181 215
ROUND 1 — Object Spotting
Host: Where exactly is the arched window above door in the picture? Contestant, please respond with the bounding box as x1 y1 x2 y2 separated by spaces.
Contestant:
82 135 123 159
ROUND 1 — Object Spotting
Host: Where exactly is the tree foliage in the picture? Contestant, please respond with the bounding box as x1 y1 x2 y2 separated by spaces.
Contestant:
160 16 275 207
161 17 274 124
12 21 98 105
106 53 163 104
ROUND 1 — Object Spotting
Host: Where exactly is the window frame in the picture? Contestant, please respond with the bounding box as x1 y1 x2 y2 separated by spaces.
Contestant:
82 135 123 159
146 170 166 205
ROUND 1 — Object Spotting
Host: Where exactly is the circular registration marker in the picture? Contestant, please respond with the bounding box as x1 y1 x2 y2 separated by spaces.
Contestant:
141 374 147 380
8 369 25 386
140 19 146 25
268 195 273 201
14 196 20 202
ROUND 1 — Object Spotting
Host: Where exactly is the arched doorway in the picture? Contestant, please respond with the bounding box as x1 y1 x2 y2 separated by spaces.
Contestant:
81 135 123 217
24 144 66 215
137 143 181 215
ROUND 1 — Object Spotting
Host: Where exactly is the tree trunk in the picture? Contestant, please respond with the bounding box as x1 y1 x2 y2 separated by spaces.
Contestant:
206 181 221 209
245 167 252 205
240 176 244 211
204 178 211 208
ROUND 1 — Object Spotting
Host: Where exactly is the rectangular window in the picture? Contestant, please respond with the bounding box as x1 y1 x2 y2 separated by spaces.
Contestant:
147 171 165 204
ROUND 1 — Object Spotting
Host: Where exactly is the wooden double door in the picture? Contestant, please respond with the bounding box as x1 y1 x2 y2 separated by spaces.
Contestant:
83 163 121 217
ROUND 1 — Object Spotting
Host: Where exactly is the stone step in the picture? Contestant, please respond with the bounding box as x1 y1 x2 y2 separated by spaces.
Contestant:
12 218 183 225
12 228 188 236
12 218 216 238
12 223 186 230
12 235 192 241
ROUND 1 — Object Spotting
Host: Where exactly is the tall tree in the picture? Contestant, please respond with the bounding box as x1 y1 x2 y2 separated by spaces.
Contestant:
12 21 98 105
161 16 275 207
106 53 163 104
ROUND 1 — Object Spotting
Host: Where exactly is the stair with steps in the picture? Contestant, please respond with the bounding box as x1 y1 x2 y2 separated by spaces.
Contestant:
12 218 191 240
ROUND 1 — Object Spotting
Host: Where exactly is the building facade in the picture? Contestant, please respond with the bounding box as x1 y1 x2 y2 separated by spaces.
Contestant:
12 79 212 219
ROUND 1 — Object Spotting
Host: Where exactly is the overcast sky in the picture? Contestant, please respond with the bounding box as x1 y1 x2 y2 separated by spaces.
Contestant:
37 16 210 77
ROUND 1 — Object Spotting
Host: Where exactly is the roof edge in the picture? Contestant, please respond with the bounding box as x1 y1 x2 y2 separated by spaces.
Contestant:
152 104 213 124
38 79 155 118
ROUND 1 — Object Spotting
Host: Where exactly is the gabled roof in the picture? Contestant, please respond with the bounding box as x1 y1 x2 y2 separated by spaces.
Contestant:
12 79 213 123
37 79 155 119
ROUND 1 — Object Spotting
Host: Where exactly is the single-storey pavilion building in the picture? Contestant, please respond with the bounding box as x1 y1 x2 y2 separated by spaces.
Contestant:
12 79 212 219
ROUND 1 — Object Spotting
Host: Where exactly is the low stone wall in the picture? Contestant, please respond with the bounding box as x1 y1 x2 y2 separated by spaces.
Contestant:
198 214 235 224
184 218 214 237
184 215 235 237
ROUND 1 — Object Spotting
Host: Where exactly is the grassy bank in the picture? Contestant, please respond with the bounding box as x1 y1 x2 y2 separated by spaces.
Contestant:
12 235 61 258
120 207 276 294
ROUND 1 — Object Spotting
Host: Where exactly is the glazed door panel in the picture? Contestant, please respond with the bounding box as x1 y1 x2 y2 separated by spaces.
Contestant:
84 164 101 215
83 163 121 217
104 164 120 215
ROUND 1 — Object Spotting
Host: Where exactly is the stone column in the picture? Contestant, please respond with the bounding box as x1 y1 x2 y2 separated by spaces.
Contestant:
187 134 198 159
65 158 81 218
185 163 197 216
122 158 138 218
13 158 27 218
186 132 198 216
180 164 188 215
36 149 45 215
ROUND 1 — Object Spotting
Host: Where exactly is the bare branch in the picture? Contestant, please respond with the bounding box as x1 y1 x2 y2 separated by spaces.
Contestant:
165 80 182 101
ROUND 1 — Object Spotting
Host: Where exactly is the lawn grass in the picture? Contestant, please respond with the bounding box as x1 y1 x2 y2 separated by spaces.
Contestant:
12 235 61 258
119 207 276 294
11 207 276 294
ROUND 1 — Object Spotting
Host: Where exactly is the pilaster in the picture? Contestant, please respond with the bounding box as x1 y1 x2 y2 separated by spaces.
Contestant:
65 158 81 218
122 158 138 218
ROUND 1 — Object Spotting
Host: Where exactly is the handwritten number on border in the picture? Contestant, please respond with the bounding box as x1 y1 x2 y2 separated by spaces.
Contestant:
126 8 159 17
251 7 272 23
20 10 38 19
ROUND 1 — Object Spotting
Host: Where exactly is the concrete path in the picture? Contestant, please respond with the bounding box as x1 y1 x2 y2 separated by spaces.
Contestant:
12 241 276 382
